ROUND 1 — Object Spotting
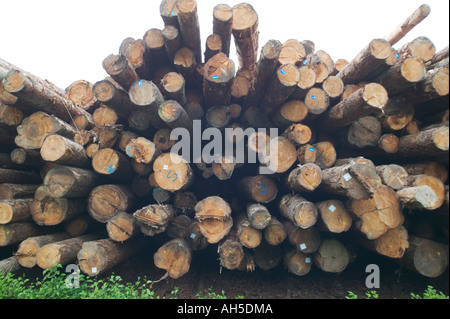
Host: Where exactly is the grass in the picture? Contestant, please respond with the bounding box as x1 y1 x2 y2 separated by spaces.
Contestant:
0 265 448 299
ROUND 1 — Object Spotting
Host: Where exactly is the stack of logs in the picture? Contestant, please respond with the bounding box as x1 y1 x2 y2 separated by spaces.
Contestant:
1 0 449 282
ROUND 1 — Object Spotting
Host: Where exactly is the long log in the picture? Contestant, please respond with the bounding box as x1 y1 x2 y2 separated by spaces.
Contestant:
231 3 259 72
0 184 39 200
77 237 144 276
0 222 49 247
0 168 41 185
0 198 33 224
279 194 318 229
158 100 193 132
40 135 90 168
30 196 86 226
162 25 182 62
176 0 202 64
213 4 233 57
315 83 389 134
15 232 70 268
92 79 136 119
102 54 139 92
203 52 236 108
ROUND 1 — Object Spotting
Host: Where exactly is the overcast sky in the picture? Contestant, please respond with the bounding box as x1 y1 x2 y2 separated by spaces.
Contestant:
1 0 448 89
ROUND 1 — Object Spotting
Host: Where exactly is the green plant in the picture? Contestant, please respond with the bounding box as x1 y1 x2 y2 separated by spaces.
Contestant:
411 286 449 299
365 290 379 299
196 287 227 299
345 291 358 299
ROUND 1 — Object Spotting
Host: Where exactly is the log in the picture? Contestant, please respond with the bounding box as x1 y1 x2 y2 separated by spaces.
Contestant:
231 3 259 72
245 39 282 107
159 0 179 27
279 194 318 229
408 174 446 210
153 238 192 279
304 87 330 116
291 66 317 100
0 256 20 274
278 39 307 67
65 80 98 112
77 237 144 276
376 56 426 95
311 141 337 169
92 148 133 182
42 166 101 199
253 240 282 270
176 0 202 64
212 156 236 181
203 52 236 108
282 220 321 254
284 163 322 193
322 75 344 99
133 204 176 236
87 185 135 223
384 4 431 45
297 144 317 165
246 203 272 230
0 198 33 224
336 39 392 84
204 34 222 63
173 191 197 214
185 102 204 120
304 53 330 84
64 215 102 238
315 199 352 234
339 116 382 148
236 175 278 204
212 4 233 57
0 222 49 247
161 72 187 106
125 137 161 165
403 161 448 184
97 125 122 149
128 79 166 130
319 157 382 200
15 232 70 268
396 235 448 278
315 83 389 134
153 128 177 152
259 64 300 115
194 196 233 244
376 164 409 190
2 70 93 129
166 214 192 239
122 39 151 79
395 125 449 158
397 185 439 210
173 47 197 86
273 100 309 129
158 100 193 132
218 233 244 270
313 238 350 273
373 226 410 258
397 36 436 63
264 216 286 246
0 168 41 185
348 185 404 239
260 136 297 174
153 153 194 192
236 214 262 249
15 111 76 150
379 95 415 132
29 197 86 226
284 249 312 276
102 54 139 91
283 123 312 146
0 103 23 127
162 25 182 62
92 79 136 119
0 183 39 200
405 66 449 107
205 105 231 129
40 135 90 168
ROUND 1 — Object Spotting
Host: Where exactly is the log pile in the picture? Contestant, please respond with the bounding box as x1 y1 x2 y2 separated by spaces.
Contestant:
1 1 449 283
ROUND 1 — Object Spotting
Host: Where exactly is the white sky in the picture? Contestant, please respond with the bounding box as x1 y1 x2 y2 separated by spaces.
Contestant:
1 0 448 89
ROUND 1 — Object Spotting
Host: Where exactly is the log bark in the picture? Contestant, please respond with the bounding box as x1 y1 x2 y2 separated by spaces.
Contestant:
397 185 439 210
218 233 244 270
408 174 446 210
204 34 222 63
246 203 272 230
203 52 236 108
153 238 192 279
176 0 202 64
162 25 182 62
396 235 448 278
212 156 236 181
15 232 70 268
336 39 392 84
15 111 76 150
279 194 318 229
0 198 33 224
403 161 448 184
315 199 352 233
102 54 139 91
161 72 187 106
379 95 415 132
87 184 135 223
316 83 389 134
212 4 233 57
339 116 382 148
153 153 194 192
313 238 350 273
159 100 193 132
236 214 262 249
92 148 133 182
92 79 136 119
0 168 41 185
0 256 20 273
77 237 144 276
159 0 179 27
173 47 197 86
396 125 449 158
231 3 259 72
0 184 39 200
